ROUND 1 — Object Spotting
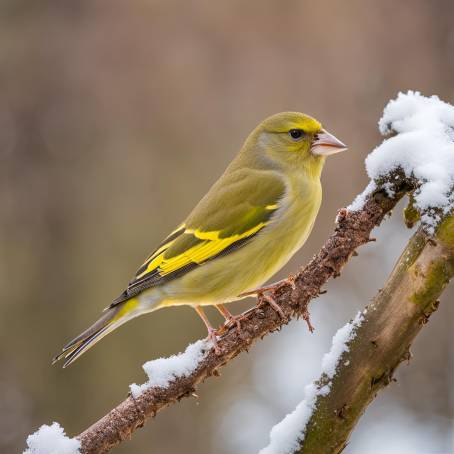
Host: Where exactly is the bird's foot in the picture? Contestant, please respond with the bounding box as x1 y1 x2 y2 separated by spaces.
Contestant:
225 313 245 334
239 279 296 319
215 304 244 335
239 276 297 298
259 292 285 318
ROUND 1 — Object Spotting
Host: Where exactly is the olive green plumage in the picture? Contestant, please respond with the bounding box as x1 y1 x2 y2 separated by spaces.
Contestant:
53 111 346 366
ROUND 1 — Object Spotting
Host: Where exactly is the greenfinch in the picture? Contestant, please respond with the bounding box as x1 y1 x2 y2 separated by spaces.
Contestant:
53 112 346 366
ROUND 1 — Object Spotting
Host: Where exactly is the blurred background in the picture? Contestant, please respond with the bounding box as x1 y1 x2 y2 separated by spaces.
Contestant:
1 1 454 452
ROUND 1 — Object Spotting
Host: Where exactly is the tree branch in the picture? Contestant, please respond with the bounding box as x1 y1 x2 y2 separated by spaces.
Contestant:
294 215 454 454
77 179 410 453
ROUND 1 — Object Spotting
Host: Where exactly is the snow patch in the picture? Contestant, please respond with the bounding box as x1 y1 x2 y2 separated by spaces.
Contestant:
259 312 364 454
321 311 364 379
348 91 454 232
259 383 320 454
130 339 211 397
348 181 377 212
24 422 80 454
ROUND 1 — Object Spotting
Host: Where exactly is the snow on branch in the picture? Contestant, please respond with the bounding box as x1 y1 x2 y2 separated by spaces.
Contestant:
130 339 212 397
24 422 80 454
260 312 364 454
349 91 454 232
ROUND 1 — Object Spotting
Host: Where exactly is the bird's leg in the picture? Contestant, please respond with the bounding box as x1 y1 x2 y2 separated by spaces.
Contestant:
215 304 243 334
194 306 221 355
238 275 297 298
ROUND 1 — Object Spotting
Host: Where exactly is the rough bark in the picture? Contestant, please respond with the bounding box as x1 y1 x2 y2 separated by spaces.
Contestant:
76 179 410 454
297 215 454 454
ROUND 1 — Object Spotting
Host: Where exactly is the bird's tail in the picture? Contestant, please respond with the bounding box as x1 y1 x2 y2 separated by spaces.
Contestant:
52 298 141 368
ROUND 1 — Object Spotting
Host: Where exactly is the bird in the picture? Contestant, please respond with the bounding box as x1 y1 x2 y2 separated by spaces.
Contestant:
53 112 346 367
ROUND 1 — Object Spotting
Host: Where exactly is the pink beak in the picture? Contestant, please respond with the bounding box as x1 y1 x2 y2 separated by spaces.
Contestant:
311 129 347 156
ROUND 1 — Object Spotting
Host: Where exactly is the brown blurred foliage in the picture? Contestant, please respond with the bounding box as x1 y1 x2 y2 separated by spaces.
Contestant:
1 1 454 452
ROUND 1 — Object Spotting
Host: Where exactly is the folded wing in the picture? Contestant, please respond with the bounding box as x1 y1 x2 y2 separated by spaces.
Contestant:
112 169 285 305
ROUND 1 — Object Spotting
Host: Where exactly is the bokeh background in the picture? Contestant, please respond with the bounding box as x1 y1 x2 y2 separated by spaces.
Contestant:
1 1 454 453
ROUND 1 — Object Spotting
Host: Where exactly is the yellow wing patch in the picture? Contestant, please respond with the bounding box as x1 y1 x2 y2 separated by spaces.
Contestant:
136 222 265 280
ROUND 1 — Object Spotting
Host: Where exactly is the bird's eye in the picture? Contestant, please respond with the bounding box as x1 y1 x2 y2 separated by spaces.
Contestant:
289 129 304 140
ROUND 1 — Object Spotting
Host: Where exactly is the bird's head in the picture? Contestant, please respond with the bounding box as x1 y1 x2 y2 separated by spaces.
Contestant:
250 112 347 176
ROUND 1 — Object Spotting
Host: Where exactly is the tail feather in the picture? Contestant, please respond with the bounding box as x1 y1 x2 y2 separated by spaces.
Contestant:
59 324 113 367
52 298 140 367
